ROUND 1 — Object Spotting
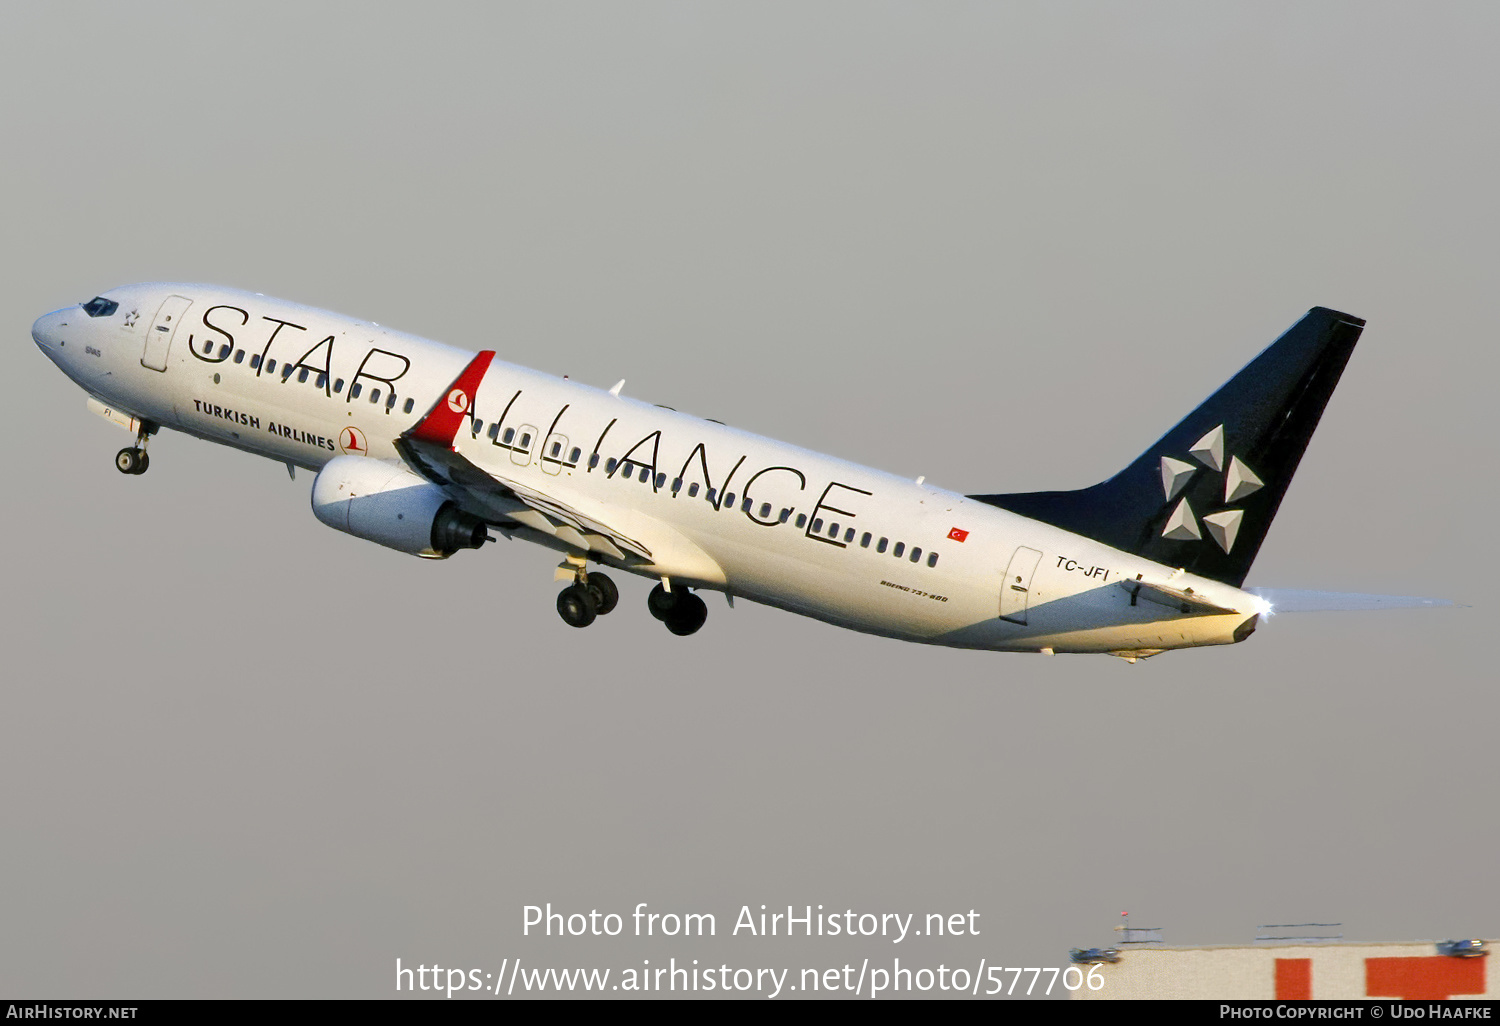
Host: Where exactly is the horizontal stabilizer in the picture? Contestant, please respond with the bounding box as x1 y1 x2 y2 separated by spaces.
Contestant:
1246 588 1454 612
1119 578 1239 616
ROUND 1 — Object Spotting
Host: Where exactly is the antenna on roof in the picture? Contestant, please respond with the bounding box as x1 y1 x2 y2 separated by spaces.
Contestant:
1256 923 1343 944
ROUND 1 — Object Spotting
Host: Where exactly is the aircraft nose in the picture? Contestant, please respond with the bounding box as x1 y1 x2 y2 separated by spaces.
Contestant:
32 309 63 349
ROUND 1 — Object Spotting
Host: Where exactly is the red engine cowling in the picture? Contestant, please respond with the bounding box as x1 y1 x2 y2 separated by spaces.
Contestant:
310 455 488 558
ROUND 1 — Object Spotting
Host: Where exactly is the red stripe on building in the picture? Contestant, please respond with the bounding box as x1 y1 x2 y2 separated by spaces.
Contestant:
1366 956 1486 1000
1275 958 1312 1000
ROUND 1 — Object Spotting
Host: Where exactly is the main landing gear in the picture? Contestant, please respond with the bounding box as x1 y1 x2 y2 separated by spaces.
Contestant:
552 568 709 636
647 582 708 636
556 571 620 629
114 422 157 475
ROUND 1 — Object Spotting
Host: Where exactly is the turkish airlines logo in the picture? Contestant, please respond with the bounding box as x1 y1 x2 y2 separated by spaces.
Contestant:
338 426 368 455
948 527 969 542
446 388 470 414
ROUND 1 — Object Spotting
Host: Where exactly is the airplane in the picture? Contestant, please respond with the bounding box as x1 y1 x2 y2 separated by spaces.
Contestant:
30 284 1446 660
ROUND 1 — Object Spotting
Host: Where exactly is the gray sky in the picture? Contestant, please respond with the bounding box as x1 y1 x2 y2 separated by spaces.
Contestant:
1 1 1493 999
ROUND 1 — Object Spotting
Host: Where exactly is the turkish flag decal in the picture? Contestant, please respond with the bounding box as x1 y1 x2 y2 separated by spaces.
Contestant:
948 527 969 542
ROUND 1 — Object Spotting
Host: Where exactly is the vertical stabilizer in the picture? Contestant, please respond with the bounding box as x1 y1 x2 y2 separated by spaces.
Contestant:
971 308 1365 587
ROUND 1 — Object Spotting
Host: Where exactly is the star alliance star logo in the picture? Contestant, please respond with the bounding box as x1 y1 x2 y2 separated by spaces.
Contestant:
1157 424 1263 553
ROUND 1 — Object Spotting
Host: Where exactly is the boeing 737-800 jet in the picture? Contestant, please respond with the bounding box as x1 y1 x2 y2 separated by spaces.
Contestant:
31 284 1436 659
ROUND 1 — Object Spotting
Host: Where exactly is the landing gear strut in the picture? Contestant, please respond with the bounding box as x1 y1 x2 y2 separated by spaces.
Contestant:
554 564 619 628
114 421 157 475
648 582 708 636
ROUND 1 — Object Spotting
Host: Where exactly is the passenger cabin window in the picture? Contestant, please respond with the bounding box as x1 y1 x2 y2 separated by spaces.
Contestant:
588 453 600 469
605 458 618 474
910 547 922 563
334 378 344 393
760 503 772 519
828 522 840 537
316 373 327 388
844 528 855 543
487 423 500 440
298 368 309 383
877 538 888 553
638 467 649 483
742 497 753 512
233 350 245 364
519 432 531 448
796 514 807 528
927 552 939 568
403 398 414 414
82 297 118 318
350 382 362 398
655 473 666 488
503 428 515 444
570 447 582 463
779 509 791 523
220 344 232 360
550 441 561 457
861 532 872 548
370 388 381 404
386 393 397 410
250 355 261 369
812 519 823 533
688 483 700 497
893 542 905 558
724 492 735 508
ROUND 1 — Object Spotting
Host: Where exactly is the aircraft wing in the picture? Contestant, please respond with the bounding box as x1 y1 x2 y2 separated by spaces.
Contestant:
398 434 652 561
395 351 652 561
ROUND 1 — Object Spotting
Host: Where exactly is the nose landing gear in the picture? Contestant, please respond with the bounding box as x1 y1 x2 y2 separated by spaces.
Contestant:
115 447 149 475
114 421 157 475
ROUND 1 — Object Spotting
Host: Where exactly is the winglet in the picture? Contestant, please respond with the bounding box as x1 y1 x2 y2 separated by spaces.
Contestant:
407 351 496 448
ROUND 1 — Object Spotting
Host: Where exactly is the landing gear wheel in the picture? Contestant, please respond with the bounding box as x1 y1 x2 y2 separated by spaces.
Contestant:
585 573 619 616
663 593 708 636
115 448 147 475
647 582 679 622
556 583 598 628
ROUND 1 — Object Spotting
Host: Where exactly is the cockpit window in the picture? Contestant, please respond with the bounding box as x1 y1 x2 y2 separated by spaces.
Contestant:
81 297 119 318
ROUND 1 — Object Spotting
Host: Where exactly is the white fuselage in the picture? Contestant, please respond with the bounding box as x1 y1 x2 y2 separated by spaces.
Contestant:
33 283 1262 655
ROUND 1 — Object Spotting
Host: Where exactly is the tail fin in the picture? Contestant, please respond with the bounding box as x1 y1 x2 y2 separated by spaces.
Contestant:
970 307 1366 587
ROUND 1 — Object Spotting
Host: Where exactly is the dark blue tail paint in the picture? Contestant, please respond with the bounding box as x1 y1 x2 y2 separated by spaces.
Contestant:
970 308 1366 588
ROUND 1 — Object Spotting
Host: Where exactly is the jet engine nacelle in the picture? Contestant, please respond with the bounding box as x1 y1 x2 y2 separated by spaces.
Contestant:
311 455 488 558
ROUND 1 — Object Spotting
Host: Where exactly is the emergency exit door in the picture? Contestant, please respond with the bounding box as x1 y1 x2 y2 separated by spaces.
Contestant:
999 546 1043 625
141 295 192 371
